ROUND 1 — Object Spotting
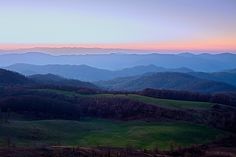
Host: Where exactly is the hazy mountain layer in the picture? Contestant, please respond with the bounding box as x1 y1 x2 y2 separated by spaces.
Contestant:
5 63 236 87
189 72 236 86
1 52 236 71
96 72 236 93
5 63 194 82
30 74 98 89
0 68 97 89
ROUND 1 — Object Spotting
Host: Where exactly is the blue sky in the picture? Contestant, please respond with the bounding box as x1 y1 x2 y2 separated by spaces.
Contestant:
0 0 236 51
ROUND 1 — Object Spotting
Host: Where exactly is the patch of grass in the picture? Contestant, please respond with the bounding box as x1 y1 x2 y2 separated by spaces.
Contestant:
0 119 225 150
129 94 213 109
33 89 213 109
95 94 213 109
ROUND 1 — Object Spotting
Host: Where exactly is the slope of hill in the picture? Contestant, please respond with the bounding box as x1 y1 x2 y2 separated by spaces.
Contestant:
5 63 194 81
223 68 236 73
0 68 97 89
29 74 98 89
0 68 31 86
5 64 111 81
189 72 236 86
1 52 236 71
114 64 193 76
5 62 236 85
96 72 236 93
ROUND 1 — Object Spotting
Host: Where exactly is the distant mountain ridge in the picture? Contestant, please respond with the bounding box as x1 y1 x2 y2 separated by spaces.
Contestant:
29 74 97 89
96 72 236 93
223 68 236 73
0 68 97 89
1 67 236 93
5 63 236 86
1 52 236 71
5 63 194 82
189 72 236 86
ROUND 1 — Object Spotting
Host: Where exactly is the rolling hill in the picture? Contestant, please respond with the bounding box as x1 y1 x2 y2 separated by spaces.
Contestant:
223 68 236 73
5 63 111 81
0 68 31 86
5 63 194 81
188 72 236 86
0 68 97 89
29 74 98 89
4 62 236 86
2 66 236 93
96 72 236 93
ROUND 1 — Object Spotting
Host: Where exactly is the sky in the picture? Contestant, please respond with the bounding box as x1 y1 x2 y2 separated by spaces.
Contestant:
0 0 236 52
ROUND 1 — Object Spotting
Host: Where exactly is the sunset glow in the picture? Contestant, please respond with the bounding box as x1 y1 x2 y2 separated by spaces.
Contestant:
1 39 236 52
0 0 236 53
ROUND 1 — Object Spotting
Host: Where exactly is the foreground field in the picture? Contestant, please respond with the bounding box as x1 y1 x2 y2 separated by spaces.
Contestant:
0 118 225 150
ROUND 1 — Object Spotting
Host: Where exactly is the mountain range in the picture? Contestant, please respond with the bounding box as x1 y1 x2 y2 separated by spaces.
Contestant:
29 74 97 89
5 63 193 82
1 67 236 93
4 63 236 87
189 72 236 86
1 52 236 71
96 72 236 93
1 52 236 93
0 68 96 89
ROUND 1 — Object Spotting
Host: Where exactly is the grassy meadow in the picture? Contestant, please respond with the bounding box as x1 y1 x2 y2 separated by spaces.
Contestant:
95 94 213 109
34 89 213 110
3 88 223 150
0 118 225 150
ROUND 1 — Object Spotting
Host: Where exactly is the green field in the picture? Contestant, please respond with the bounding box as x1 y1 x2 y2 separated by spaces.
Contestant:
15 89 221 150
0 119 225 150
95 94 213 109
34 89 213 109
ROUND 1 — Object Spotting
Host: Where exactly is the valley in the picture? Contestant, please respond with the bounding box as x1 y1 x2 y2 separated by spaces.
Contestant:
0 56 236 157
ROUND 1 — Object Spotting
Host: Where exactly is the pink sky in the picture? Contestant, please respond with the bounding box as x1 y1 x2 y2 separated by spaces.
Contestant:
1 38 236 53
0 0 236 53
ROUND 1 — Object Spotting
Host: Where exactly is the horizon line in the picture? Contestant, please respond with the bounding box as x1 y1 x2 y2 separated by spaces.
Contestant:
0 51 235 56
0 41 236 53
0 46 236 54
